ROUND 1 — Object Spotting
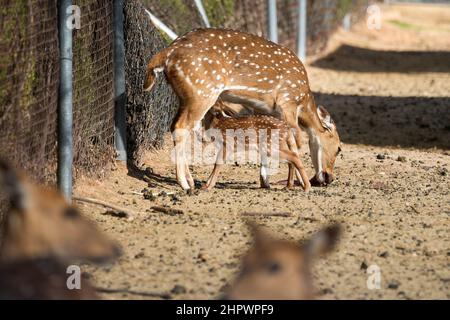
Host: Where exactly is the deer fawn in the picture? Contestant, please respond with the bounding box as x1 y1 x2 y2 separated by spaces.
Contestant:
222 222 341 300
144 28 341 191
0 160 120 299
203 104 311 191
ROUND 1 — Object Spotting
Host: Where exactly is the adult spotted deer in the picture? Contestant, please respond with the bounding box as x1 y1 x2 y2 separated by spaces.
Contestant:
222 222 341 300
0 160 120 299
203 107 311 191
144 28 341 191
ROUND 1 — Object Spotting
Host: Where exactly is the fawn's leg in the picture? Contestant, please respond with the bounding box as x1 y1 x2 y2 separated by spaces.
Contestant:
286 131 297 189
259 146 271 189
280 149 311 192
283 105 305 187
203 145 225 190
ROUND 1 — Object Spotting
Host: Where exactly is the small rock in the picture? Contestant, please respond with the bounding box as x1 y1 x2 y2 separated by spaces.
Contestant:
171 194 181 203
397 156 407 163
142 188 156 201
379 251 389 258
198 252 208 262
134 252 145 259
376 154 385 160
171 284 187 295
388 281 400 289
360 261 368 270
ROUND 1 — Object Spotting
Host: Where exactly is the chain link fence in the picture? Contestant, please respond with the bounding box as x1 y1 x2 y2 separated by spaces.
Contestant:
0 0 59 184
124 0 178 166
0 0 117 183
143 0 370 55
72 0 115 178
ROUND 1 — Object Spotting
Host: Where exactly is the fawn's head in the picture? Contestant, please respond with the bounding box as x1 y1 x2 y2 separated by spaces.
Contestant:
0 160 121 263
223 222 341 300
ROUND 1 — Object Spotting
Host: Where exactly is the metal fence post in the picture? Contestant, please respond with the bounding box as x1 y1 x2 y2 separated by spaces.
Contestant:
267 0 278 43
297 0 307 61
194 0 211 27
114 0 127 161
58 0 73 201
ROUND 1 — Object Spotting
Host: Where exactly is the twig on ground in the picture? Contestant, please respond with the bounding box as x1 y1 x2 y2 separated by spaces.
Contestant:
151 206 184 216
143 175 171 190
73 196 135 221
241 211 292 217
96 287 171 299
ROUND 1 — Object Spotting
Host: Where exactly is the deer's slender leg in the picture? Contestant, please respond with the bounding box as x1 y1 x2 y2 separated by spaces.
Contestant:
172 98 217 191
203 144 226 190
259 145 271 188
203 163 223 190
260 165 271 189
286 132 297 189
282 104 305 188
280 150 311 192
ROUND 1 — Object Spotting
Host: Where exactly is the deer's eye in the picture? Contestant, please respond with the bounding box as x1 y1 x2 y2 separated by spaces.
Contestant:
265 262 282 275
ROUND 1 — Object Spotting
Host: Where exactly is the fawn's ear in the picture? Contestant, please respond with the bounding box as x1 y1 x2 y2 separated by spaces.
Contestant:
246 221 274 248
317 105 335 132
0 159 28 211
303 223 341 258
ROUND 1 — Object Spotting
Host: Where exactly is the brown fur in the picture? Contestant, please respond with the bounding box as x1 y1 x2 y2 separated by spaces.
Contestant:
144 28 341 190
0 160 120 299
223 222 341 300
203 109 311 191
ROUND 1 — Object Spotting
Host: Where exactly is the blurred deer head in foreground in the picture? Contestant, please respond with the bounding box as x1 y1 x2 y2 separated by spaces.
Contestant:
223 222 341 300
0 159 121 299
0 159 120 264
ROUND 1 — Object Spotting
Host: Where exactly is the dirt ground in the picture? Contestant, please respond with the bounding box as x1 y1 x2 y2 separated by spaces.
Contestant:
76 4 450 300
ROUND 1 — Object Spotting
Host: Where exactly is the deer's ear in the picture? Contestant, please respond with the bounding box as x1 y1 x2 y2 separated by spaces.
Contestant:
0 159 28 211
246 221 274 248
317 105 335 132
303 223 341 258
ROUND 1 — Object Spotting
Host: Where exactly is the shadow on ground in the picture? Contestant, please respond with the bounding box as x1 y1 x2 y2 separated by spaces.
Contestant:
316 93 450 150
311 45 450 73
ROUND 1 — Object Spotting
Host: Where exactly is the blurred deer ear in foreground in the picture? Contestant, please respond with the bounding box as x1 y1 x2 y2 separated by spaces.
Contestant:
0 159 121 299
222 221 342 300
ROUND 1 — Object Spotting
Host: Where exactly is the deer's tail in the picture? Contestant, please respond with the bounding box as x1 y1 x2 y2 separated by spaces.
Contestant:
143 48 170 92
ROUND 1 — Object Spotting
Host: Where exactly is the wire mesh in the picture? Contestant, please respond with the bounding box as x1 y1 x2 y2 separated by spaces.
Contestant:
124 0 179 166
0 0 59 183
72 0 116 178
143 0 370 55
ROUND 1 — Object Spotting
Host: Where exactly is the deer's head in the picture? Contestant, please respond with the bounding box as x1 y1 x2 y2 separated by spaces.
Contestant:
224 224 341 300
0 160 121 264
223 222 341 300
305 103 341 186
